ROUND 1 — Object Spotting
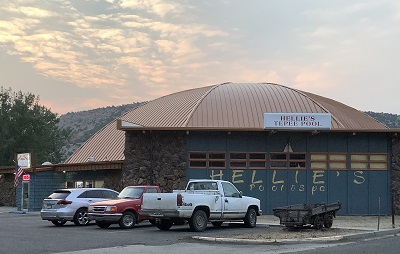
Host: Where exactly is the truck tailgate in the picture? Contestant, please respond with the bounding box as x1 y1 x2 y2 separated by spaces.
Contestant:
142 193 178 210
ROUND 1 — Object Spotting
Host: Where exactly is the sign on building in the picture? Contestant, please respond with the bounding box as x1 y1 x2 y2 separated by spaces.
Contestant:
17 153 31 169
22 174 30 181
264 113 332 130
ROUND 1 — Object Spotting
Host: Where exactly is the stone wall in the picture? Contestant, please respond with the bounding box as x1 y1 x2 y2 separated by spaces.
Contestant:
0 174 15 206
392 136 400 214
122 130 187 192
103 170 123 192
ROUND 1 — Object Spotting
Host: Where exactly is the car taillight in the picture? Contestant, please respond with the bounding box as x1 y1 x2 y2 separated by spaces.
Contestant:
177 193 182 206
57 200 72 205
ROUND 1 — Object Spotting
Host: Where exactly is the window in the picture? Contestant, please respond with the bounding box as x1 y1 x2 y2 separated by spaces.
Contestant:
270 153 287 169
95 180 104 188
75 181 84 188
65 180 101 188
289 153 306 169
48 190 70 199
270 152 306 169
310 153 327 170
209 152 225 168
188 181 218 190
85 181 93 188
103 190 118 199
81 190 104 198
146 188 159 193
221 182 241 198
230 153 247 169
229 153 266 169
119 187 144 199
65 181 74 188
311 153 347 170
350 153 388 170
188 152 226 169
351 154 368 170
329 154 347 170
189 152 207 168
249 153 266 169
370 154 387 170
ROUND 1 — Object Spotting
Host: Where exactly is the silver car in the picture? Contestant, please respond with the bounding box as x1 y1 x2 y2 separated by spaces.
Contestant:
41 188 119 226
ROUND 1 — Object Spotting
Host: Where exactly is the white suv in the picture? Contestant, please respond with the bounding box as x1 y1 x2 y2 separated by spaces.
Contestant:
41 188 119 226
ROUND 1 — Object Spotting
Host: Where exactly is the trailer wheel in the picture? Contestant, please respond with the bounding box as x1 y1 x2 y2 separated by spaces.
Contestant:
313 215 323 230
323 214 333 228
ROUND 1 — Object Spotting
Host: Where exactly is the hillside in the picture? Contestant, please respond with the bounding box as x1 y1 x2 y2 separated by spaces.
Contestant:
57 106 399 161
364 111 400 128
57 102 143 160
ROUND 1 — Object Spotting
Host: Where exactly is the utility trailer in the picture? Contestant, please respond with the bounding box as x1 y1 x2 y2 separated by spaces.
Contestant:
273 202 341 230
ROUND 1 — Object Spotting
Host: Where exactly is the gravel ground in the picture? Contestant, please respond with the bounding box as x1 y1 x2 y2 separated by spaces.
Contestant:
230 215 400 240
232 227 364 240
258 215 400 229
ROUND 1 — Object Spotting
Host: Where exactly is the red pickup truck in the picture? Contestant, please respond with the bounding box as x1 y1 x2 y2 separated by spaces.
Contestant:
88 185 160 229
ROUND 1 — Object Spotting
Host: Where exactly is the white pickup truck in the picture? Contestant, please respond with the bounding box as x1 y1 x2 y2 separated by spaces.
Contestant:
140 179 262 232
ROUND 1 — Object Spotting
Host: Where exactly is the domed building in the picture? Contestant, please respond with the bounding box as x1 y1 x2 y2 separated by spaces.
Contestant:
116 82 394 215
4 82 398 215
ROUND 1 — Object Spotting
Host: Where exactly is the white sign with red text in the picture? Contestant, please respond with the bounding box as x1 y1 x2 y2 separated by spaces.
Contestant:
264 113 332 130
17 153 31 169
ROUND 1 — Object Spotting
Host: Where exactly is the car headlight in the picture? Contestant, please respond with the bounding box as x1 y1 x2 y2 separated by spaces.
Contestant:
88 206 94 212
105 206 117 212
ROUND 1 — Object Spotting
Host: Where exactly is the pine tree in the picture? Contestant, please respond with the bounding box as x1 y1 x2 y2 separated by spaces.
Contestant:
0 86 71 166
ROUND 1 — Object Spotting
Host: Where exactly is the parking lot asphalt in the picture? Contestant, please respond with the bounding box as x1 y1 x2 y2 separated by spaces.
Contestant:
2 206 400 244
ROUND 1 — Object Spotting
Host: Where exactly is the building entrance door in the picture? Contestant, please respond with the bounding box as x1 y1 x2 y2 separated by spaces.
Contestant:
21 182 29 210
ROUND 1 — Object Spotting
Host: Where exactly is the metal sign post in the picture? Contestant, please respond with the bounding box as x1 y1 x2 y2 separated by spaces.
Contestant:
17 153 31 212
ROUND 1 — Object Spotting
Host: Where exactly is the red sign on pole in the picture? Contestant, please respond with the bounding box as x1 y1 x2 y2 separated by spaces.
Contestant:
22 174 30 181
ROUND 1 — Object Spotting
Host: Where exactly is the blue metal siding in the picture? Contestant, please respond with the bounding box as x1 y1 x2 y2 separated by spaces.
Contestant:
348 171 369 214
369 171 390 214
328 170 348 214
186 131 391 215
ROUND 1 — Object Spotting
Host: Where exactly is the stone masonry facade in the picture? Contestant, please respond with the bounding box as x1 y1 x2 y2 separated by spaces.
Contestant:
121 130 187 192
0 173 15 206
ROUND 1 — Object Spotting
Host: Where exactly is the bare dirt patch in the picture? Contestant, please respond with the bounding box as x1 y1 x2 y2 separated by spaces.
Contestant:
231 226 367 240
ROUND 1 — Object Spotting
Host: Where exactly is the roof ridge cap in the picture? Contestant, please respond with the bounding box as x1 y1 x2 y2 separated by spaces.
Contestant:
182 82 232 127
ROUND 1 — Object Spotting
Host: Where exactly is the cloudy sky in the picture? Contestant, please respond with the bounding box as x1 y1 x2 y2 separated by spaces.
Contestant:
1 0 399 115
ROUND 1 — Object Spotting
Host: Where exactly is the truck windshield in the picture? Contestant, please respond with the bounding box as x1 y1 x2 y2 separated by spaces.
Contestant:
118 187 145 199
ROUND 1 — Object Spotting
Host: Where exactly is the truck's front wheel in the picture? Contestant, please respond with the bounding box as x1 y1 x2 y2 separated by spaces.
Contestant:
244 207 257 228
156 219 173 230
189 210 208 232
119 212 136 229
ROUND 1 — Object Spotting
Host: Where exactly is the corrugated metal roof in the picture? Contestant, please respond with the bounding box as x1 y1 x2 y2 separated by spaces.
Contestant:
66 83 388 164
119 83 387 130
65 119 125 164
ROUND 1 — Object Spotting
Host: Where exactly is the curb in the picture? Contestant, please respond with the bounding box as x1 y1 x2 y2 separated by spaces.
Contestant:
9 210 26 214
192 226 400 244
341 228 400 241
